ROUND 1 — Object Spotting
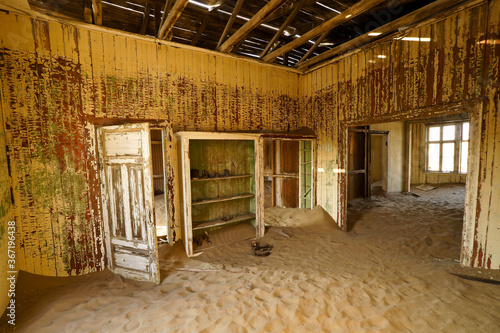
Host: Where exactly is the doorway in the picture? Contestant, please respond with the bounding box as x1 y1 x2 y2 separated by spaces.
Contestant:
97 122 170 284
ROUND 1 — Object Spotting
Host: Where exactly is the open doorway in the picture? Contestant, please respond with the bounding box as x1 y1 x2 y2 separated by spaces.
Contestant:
263 138 314 209
346 114 469 260
97 122 170 284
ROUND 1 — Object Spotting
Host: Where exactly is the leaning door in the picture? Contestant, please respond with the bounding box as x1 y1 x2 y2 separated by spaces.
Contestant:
97 123 160 284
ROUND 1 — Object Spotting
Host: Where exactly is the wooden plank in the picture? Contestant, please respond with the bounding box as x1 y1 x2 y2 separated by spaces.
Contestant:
139 2 151 35
158 0 190 40
191 174 253 182
192 20 208 46
91 0 102 25
218 0 289 53
193 213 256 230
191 193 255 206
264 0 385 62
260 0 306 57
216 0 245 50
296 0 470 70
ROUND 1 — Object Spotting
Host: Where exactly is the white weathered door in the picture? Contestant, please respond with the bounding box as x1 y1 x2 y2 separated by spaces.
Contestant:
97 123 160 284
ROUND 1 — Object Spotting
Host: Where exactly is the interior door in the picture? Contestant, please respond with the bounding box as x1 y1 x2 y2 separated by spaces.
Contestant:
97 123 160 284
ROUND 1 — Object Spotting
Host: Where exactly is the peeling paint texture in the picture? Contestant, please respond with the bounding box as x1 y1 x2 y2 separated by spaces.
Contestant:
299 1 500 269
0 0 499 295
0 11 299 278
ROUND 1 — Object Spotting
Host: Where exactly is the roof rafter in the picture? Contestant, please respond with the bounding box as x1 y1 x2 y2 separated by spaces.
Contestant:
218 0 290 53
260 0 306 58
263 0 385 63
216 0 245 50
296 30 328 64
297 0 468 70
158 0 190 40
139 2 151 34
192 19 208 46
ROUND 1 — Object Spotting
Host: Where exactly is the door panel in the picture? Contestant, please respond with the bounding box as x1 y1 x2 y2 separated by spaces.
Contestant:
98 123 160 284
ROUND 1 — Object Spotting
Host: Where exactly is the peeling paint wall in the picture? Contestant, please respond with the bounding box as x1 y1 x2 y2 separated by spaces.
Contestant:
0 86 15 318
301 0 500 269
0 12 300 278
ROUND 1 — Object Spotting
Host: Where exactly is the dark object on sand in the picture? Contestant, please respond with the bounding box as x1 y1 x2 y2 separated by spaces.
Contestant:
251 241 273 256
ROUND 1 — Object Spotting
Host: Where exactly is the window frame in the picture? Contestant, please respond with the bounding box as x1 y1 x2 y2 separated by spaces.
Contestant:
425 121 469 174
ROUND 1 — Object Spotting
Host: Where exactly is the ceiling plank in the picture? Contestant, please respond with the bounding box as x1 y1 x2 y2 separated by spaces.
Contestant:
216 0 245 50
158 0 190 40
218 0 290 53
139 2 152 34
92 0 102 25
160 0 175 28
296 30 328 64
297 0 468 70
192 20 208 46
260 0 306 58
263 0 385 62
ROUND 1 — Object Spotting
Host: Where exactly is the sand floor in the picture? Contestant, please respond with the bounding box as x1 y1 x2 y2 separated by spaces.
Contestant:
2 184 500 332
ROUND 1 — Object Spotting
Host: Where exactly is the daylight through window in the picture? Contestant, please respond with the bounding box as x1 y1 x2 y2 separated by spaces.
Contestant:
426 122 469 173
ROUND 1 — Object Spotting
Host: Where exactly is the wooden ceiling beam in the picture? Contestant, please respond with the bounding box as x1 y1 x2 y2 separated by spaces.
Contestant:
263 0 385 62
218 0 290 53
263 0 316 23
192 20 208 46
92 0 102 25
216 0 245 50
260 0 306 58
158 0 190 40
160 0 175 28
139 2 152 34
296 30 328 64
297 0 468 70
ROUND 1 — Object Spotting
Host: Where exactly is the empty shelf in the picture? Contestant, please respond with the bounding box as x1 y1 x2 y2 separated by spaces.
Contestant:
193 213 256 231
191 193 255 205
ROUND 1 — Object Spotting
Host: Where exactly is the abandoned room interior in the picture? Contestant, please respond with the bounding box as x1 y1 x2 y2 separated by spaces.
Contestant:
1 0 499 331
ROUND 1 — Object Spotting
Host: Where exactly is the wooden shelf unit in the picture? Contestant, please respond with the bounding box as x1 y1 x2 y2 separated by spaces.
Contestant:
176 132 264 257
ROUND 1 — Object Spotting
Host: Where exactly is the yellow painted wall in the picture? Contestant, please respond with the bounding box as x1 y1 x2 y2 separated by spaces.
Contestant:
0 11 300 280
301 0 500 269
0 91 16 320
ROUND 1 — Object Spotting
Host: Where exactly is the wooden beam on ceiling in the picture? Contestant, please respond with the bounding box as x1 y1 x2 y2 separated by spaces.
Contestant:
92 0 102 25
83 0 93 24
154 1 162 34
218 0 290 53
160 0 175 28
216 0 245 50
262 0 385 63
139 2 152 35
192 20 208 46
158 0 190 40
296 0 468 70
263 0 316 24
260 0 306 58
296 30 328 64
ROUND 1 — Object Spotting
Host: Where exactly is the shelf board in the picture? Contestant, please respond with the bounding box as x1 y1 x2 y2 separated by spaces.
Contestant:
192 193 255 205
191 174 253 182
192 213 256 231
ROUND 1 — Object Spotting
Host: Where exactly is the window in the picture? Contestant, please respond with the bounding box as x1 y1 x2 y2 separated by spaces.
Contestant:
426 121 469 173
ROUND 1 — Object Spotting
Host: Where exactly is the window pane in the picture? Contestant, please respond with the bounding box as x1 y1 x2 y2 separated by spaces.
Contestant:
462 122 469 141
428 127 440 141
460 141 468 173
428 143 440 171
443 125 455 140
442 142 455 172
